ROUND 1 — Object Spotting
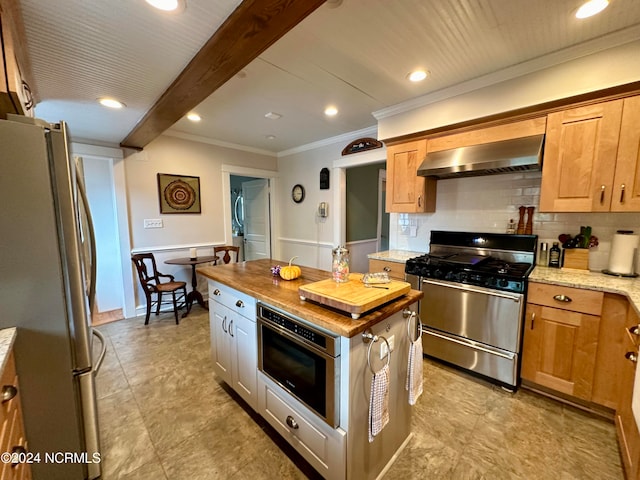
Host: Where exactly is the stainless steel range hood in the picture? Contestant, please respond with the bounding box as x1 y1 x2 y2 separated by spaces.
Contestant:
417 134 544 179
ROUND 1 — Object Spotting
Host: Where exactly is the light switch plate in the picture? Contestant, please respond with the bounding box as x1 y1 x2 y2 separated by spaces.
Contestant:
144 218 163 229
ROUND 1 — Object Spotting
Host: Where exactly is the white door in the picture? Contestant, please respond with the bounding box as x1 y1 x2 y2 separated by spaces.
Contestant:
242 179 271 260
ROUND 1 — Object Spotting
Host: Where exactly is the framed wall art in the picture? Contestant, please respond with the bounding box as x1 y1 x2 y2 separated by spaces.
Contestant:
157 173 201 214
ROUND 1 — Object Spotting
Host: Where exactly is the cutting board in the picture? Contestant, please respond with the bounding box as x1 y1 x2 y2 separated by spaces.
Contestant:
298 273 411 319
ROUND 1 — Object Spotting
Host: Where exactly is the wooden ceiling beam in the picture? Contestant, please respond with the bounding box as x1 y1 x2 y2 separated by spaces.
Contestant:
120 0 326 150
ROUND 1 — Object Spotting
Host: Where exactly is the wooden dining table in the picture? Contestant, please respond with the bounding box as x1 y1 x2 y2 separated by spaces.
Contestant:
164 255 218 312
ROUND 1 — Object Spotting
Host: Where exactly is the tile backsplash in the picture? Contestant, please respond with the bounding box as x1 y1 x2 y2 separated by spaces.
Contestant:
389 171 640 271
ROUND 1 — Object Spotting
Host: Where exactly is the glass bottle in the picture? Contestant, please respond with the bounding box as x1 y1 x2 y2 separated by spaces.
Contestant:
549 242 561 268
332 245 350 283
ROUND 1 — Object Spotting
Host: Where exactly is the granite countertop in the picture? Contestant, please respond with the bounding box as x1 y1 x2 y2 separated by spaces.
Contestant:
0 328 17 373
197 259 422 338
367 250 426 263
530 266 640 316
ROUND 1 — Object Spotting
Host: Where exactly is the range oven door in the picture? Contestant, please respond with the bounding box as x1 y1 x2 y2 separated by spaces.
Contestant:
421 279 524 351
420 279 525 388
258 319 339 427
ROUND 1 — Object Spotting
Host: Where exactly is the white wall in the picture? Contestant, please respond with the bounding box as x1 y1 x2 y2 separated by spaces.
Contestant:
277 143 341 271
126 134 277 311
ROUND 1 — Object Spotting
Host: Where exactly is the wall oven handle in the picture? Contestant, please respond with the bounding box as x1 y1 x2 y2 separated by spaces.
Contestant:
424 329 515 360
423 279 522 302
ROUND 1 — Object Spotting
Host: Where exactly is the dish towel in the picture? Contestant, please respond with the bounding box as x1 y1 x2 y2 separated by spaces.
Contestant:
406 336 423 405
368 362 390 443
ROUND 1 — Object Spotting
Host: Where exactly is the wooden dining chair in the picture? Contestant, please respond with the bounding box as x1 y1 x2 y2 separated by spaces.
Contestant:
213 246 240 264
131 253 188 325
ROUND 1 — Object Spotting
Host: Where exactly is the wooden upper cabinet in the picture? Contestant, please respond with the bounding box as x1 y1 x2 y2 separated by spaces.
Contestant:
386 139 436 213
611 95 640 211
540 99 624 212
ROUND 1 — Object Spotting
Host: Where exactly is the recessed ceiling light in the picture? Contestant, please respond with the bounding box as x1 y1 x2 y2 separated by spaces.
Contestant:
407 70 429 82
265 112 282 120
145 0 186 12
265 135 276 140
575 0 609 18
324 106 338 117
186 112 201 122
98 98 125 109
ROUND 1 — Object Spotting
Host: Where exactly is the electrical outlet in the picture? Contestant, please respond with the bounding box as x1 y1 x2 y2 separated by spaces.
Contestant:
144 219 163 229
380 334 395 359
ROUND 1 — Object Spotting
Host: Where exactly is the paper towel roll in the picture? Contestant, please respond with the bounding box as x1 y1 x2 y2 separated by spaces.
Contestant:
608 231 639 275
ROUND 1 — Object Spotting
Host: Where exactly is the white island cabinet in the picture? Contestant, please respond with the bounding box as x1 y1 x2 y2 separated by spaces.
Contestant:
206 273 418 480
208 280 257 410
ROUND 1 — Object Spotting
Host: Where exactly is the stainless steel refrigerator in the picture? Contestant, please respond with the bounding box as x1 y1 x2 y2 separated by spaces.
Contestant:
0 115 106 479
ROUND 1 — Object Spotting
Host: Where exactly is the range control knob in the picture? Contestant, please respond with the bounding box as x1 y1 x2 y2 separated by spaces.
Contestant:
498 279 509 288
434 269 443 279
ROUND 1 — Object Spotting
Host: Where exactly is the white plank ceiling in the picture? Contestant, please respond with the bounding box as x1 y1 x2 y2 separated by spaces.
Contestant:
18 0 640 153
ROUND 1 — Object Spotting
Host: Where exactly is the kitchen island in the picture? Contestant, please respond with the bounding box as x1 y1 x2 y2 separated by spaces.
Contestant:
197 259 423 480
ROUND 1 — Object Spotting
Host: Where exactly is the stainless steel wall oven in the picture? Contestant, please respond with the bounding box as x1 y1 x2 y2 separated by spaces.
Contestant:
405 231 537 390
257 303 340 427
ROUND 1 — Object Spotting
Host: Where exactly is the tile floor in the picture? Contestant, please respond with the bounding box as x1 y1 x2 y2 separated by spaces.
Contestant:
95 308 623 479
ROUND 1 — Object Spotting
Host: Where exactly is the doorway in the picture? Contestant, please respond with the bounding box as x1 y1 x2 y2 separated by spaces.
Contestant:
81 155 125 325
225 168 276 261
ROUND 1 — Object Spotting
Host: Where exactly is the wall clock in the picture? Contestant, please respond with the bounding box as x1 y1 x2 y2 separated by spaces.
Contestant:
291 184 305 203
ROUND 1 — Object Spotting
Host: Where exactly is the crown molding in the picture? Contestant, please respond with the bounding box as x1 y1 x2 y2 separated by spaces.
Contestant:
162 131 277 157
277 125 377 157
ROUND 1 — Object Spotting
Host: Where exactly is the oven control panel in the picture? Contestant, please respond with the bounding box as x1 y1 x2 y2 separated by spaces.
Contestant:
258 304 339 355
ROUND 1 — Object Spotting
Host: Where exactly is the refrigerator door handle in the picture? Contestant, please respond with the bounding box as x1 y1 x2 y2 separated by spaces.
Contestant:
75 161 97 312
92 329 107 375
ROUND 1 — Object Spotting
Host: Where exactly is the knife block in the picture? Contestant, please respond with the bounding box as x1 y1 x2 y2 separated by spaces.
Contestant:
562 248 589 270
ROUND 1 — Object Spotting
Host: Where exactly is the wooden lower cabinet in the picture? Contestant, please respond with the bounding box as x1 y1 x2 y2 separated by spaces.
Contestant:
521 302 601 401
616 306 640 480
0 350 31 480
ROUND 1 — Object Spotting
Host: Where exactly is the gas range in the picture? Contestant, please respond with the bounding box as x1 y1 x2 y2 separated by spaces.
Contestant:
407 230 538 389
405 253 534 293
404 230 538 294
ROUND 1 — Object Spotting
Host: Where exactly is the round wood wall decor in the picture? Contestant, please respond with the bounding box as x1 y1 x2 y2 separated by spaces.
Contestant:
164 179 196 210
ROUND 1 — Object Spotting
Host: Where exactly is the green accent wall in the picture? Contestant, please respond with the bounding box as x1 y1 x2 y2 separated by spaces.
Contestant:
346 163 384 242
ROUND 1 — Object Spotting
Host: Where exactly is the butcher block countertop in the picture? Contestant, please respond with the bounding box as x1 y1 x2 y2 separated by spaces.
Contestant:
197 259 422 338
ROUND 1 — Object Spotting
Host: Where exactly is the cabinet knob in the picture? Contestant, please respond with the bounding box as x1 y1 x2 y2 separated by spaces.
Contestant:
285 415 299 430
553 294 572 303
235 300 244 308
1 385 17 403
629 325 640 336
383 266 391 272
213 289 221 296
625 351 638 364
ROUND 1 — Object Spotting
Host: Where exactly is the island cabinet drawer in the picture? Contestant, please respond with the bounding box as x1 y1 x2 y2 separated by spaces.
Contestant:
208 281 256 319
368 259 405 281
527 282 603 315
257 374 346 480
